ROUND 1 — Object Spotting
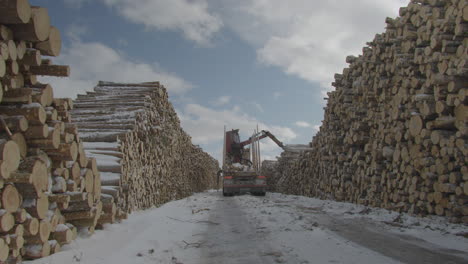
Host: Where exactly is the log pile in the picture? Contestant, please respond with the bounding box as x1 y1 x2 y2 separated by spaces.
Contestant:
263 0 468 224
0 1 117 262
72 81 219 213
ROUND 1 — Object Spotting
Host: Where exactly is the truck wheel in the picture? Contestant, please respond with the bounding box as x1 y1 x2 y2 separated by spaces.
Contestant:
258 192 266 196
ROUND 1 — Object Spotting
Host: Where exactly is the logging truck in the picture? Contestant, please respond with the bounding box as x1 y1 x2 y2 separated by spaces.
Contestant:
221 128 284 196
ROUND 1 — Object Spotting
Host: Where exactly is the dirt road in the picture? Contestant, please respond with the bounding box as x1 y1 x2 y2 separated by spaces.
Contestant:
30 191 468 264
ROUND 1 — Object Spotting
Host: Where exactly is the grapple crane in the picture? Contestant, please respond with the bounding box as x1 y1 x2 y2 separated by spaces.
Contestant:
220 128 285 196
225 129 284 165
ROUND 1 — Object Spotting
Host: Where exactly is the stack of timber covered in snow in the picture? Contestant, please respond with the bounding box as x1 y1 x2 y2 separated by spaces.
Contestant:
263 0 468 224
72 81 220 213
0 1 119 263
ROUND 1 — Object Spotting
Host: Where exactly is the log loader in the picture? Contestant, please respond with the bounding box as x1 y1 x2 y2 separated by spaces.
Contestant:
220 128 285 196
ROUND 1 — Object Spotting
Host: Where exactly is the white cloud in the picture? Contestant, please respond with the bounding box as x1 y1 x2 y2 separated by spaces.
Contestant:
295 121 311 128
210 0 408 91
251 102 264 113
214 95 231 106
273 91 281 100
66 24 88 41
102 0 223 45
41 38 192 98
117 38 129 47
178 103 296 161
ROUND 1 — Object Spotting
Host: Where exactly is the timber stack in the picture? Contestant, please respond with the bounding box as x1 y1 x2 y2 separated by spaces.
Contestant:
0 0 118 262
263 0 468 224
72 81 219 213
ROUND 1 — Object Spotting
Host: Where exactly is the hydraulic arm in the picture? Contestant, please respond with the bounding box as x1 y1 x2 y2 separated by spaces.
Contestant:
240 130 285 149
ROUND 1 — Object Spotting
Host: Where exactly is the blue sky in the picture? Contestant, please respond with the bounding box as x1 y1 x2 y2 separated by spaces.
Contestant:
32 0 407 161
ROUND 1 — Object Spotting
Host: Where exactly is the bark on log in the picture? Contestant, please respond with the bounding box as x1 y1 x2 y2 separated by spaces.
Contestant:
9 6 50 42
0 0 31 24
29 64 69 77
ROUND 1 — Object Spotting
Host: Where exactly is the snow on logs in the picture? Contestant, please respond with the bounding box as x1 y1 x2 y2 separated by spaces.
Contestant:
0 1 110 262
72 81 220 213
263 0 468 224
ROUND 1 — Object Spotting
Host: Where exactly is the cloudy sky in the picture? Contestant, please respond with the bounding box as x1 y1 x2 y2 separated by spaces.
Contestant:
33 0 408 161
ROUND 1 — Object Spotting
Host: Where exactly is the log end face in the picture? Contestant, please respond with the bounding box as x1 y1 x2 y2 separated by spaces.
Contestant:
36 195 49 220
0 141 20 178
2 185 21 213
463 6 468 22
409 115 423 137
0 239 8 261
18 0 32 24
38 220 50 243
28 217 39 236
31 8 51 42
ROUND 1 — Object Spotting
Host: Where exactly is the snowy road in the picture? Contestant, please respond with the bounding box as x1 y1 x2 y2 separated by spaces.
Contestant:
29 191 468 264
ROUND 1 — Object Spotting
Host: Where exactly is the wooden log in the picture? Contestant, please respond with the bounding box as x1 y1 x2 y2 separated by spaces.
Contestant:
0 115 28 133
48 239 60 254
34 26 61 57
0 139 20 179
0 185 20 213
4 40 16 61
28 127 60 149
0 210 14 232
24 124 48 139
47 193 70 204
63 196 93 212
14 156 48 194
0 103 46 125
31 86 54 107
23 241 50 259
46 141 77 161
101 179 119 186
51 224 72 245
23 216 38 236
409 115 423 137
9 132 26 158
67 162 80 182
24 218 49 244
15 40 25 59
51 177 66 193
62 209 95 222
9 6 50 42
0 0 31 24
29 64 70 77
22 195 48 220
77 143 88 167
82 169 94 193
0 42 8 60
0 59 5 78
0 238 9 262
0 25 13 41
2 88 31 104
20 48 41 66
13 209 26 223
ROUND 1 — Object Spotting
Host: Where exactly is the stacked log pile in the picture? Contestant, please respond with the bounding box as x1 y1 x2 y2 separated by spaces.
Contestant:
263 0 468 223
72 81 219 213
0 1 118 262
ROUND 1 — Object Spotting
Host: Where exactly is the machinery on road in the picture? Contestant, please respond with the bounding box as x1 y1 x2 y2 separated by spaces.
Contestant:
220 128 285 196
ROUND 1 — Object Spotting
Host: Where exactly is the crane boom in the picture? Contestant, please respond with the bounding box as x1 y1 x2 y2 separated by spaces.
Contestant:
240 130 285 149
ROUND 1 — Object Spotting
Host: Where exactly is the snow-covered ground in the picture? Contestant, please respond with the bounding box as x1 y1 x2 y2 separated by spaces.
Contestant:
27 191 468 264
